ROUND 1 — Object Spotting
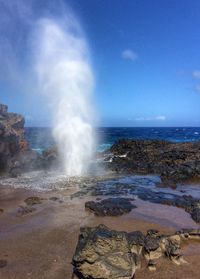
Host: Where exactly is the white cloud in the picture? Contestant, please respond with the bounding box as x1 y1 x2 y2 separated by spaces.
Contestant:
155 116 166 121
135 117 150 121
194 84 200 92
135 116 166 121
122 49 138 61
192 70 200 79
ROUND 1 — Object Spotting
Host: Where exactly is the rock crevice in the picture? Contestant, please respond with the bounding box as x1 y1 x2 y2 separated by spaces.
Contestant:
73 224 200 279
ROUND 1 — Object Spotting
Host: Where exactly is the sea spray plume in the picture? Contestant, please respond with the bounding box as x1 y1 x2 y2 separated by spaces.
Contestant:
0 0 96 175
32 16 95 175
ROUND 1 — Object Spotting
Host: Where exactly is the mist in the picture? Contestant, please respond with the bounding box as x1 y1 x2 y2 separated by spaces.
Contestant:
0 0 96 176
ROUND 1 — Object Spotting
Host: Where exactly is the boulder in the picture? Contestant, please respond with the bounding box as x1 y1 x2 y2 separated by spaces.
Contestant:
0 103 48 176
0 104 26 173
73 224 136 279
24 196 44 206
85 198 137 216
73 225 200 278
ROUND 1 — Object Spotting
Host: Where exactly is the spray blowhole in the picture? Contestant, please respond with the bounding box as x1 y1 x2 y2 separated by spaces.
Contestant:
34 15 95 176
0 0 96 177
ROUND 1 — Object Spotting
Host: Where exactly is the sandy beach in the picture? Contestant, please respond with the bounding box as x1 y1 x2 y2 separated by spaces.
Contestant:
0 175 200 279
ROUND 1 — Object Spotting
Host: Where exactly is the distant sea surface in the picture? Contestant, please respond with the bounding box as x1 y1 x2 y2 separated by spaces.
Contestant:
25 127 200 153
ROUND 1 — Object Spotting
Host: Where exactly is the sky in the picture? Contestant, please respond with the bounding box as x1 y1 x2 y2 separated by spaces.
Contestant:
0 0 200 127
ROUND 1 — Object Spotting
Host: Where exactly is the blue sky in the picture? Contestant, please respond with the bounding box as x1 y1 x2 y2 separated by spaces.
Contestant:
1 0 200 127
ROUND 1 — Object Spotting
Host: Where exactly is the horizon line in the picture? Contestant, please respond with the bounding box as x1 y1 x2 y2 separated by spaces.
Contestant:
25 126 200 128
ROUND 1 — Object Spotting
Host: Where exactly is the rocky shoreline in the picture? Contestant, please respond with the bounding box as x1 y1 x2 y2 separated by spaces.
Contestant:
0 104 59 177
0 104 26 173
1 103 200 187
73 224 200 279
1 104 200 279
104 139 200 185
0 175 200 279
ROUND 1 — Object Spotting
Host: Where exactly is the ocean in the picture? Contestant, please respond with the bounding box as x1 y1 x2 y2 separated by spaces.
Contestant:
25 127 200 153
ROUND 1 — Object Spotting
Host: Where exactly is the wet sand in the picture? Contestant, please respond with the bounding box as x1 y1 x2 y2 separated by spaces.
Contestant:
0 182 200 279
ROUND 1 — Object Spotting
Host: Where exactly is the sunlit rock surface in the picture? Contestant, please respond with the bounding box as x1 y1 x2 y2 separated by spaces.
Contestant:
73 224 200 279
73 224 136 279
0 104 49 176
0 104 26 173
105 139 200 184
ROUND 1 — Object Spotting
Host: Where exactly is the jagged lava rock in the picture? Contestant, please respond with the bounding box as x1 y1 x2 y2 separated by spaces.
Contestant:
0 103 26 172
105 139 200 184
85 197 137 216
73 225 200 278
0 103 45 176
73 224 136 279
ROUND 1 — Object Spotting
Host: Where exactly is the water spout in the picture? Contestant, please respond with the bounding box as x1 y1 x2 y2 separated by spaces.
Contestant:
33 17 95 175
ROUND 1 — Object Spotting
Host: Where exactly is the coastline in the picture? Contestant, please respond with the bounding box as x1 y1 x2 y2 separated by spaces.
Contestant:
1 105 200 278
0 174 200 279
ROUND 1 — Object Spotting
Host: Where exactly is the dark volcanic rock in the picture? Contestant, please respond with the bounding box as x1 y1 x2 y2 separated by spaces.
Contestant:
8 149 45 176
73 180 200 223
73 225 200 278
73 224 135 279
49 196 59 201
190 207 200 223
85 197 137 216
17 206 36 216
127 231 145 246
0 104 26 173
0 103 59 176
0 259 7 268
165 238 180 257
24 196 44 206
0 103 46 176
144 230 160 252
105 139 200 184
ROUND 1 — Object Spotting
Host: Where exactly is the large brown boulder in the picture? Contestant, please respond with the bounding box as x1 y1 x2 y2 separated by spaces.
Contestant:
0 104 26 173
73 225 200 279
0 104 46 176
73 224 136 279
